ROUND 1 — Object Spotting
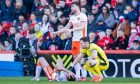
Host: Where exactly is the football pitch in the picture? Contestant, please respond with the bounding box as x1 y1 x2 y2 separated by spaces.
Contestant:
0 77 140 84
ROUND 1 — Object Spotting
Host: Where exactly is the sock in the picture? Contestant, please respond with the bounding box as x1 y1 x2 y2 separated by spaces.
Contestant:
83 64 97 76
35 66 42 78
43 65 56 80
81 67 87 78
35 63 42 78
74 63 81 79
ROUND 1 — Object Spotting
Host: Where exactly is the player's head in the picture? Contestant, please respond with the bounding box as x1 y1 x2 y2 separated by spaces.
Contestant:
71 2 80 14
67 75 76 81
80 37 90 48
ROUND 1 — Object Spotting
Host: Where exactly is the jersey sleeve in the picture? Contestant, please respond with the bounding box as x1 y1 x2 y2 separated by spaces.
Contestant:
81 49 86 54
79 13 87 22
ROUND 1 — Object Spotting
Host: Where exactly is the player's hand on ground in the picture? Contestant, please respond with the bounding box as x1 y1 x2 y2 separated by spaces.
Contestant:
67 71 75 79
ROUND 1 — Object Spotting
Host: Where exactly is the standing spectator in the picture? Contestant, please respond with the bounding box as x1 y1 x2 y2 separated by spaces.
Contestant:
97 6 115 28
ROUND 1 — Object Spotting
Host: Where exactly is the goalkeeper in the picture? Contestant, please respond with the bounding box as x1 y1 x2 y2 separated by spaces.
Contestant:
69 37 109 82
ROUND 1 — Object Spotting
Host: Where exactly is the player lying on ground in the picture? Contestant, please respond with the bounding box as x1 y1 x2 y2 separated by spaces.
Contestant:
69 37 109 82
32 57 76 81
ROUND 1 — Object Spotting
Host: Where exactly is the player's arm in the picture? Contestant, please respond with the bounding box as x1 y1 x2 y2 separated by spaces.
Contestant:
55 66 75 77
72 53 85 67
70 21 86 32
55 22 72 34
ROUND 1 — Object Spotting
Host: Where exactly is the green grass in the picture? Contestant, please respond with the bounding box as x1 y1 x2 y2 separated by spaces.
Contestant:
0 77 139 84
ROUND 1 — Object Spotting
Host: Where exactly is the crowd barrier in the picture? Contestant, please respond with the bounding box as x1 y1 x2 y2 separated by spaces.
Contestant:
0 50 140 78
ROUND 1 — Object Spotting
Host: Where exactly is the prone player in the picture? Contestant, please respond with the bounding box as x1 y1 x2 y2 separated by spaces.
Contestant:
31 57 76 81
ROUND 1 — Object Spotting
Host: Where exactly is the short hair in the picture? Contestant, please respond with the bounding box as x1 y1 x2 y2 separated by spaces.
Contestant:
80 37 90 43
67 75 76 81
71 2 80 7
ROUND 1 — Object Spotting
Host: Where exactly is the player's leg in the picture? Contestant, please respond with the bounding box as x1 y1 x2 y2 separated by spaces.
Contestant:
83 59 103 82
31 58 42 81
72 41 81 80
37 57 57 80
79 67 87 81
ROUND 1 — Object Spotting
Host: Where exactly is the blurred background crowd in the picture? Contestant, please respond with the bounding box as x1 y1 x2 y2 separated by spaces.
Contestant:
0 0 140 52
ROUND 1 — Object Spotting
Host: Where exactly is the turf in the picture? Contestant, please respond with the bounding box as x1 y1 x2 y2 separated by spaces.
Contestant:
0 77 139 84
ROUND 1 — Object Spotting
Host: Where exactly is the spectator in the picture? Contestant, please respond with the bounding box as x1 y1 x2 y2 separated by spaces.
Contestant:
34 0 49 21
113 29 129 49
129 40 140 50
45 32 62 50
81 6 88 15
97 31 114 50
28 13 38 30
106 28 114 40
44 7 52 16
58 14 68 26
20 22 29 37
88 32 98 43
62 31 72 50
28 29 37 50
80 0 90 12
4 39 12 51
0 24 8 43
13 1 28 20
34 23 43 40
123 5 138 23
97 6 115 28
94 20 109 32
56 0 70 16
14 15 26 30
87 13 95 36
0 42 5 50
50 13 59 31
8 26 17 42
12 32 22 50
39 14 50 34
127 29 140 49
0 0 14 22
114 0 126 19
